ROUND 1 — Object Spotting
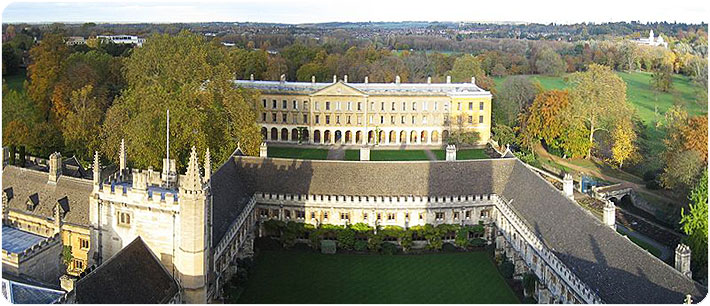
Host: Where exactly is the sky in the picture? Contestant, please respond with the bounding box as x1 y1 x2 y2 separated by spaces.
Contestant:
1 0 708 24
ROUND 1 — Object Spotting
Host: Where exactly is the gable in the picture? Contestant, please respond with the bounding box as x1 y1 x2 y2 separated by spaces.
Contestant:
310 81 366 97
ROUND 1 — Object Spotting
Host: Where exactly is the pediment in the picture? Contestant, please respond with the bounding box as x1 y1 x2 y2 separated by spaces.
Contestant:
311 82 366 97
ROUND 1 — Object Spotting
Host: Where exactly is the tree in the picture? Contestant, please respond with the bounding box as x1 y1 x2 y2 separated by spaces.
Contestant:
568 64 629 158
61 85 103 160
447 130 480 147
519 90 570 151
2 43 21 75
680 170 708 282
535 47 566 76
660 150 704 189
651 62 673 92
609 119 638 168
448 54 493 90
27 33 69 122
493 76 541 127
101 31 262 170
491 63 507 77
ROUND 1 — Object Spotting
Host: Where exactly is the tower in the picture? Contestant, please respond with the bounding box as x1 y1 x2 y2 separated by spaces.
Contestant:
175 146 209 303
119 138 127 174
203 148 211 183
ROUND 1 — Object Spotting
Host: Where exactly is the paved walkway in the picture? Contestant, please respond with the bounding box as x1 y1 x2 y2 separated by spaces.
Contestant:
424 149 438 161
326 147 345 160
617 224 672 261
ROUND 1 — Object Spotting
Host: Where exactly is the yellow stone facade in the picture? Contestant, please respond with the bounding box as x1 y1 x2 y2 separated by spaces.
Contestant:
236 77 492 146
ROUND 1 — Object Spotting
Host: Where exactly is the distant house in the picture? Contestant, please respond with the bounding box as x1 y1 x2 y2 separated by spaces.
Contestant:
64 36 86 46
633 30 668 48
96 35 145 47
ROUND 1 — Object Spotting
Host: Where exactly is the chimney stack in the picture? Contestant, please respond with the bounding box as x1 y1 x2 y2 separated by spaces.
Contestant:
333 75 337 83
471 76 476 84
279 74 286 83
563 173 574 199
364 76 369 84
675 244 692 279
250 74 254 81
427 76 431 84
311 75 316 84
395 75 401 84
446 75 451 84
344 75 348 83
119 138 126 174
48 152 62 184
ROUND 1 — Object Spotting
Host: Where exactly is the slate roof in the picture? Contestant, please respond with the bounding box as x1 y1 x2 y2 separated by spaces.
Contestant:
2 166 92 227
1 274 64 304
234 80 489 96
210 156 253 246
2 225 48 253
498 160 706 304
74 236 179 304
230 156 514 196
218 155 705 303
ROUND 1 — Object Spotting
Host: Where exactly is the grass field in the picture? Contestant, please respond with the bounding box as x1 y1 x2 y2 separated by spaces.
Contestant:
235 250 519 304
344 149 360 161
432 149 489 160
494 71 707 175
370 149 430 161
267 146 329 160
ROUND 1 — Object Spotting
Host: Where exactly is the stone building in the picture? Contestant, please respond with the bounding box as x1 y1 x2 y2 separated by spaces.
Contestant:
235 75 492 146
2 138 706 303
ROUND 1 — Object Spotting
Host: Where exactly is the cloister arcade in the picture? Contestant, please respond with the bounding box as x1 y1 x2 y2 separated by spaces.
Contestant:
260 126 451 145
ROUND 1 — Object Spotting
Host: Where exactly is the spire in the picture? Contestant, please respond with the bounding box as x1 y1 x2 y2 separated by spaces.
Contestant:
93 151 101 191
183 146 201 191
203 148 211 183
119 138 126 172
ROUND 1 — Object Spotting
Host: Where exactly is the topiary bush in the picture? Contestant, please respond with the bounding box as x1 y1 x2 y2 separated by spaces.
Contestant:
337 228 356 250
469 238 487 247
368 233 383 252
381 242 400 255
499 259 515 279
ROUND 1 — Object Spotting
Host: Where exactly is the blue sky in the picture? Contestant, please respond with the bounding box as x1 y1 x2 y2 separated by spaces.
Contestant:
2 0 708 24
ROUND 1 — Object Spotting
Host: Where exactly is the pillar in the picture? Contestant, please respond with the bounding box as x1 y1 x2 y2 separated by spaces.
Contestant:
675 244 692 278
360 146 370 161
259 142 268 158
563 173 574 199
603 201 615 229
446 145 456 161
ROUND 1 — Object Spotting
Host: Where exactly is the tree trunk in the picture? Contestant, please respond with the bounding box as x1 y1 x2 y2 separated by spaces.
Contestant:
587 121 594 159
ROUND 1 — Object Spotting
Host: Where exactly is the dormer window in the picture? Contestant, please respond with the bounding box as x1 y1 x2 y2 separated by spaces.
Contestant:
57 196 70 218
27 193 39 211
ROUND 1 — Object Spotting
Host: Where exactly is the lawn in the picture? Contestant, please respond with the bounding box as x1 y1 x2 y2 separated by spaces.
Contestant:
235 250 519 304
267 146 329 160
494 71 707 175
370 149 430 161
344 149 360 161
432 149 489 160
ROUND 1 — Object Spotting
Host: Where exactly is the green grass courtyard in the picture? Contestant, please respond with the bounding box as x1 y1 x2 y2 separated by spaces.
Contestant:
267 146 330 160
234 250 519 304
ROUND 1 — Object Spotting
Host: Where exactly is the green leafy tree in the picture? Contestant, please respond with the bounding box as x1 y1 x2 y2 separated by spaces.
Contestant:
493 76 541 126
680 170 708 282
568 64 629 158
27 33 69 122
336 227 356 250
448 54 494 90
535 47 566 76
62 85 103 160
101 31 262 170
651 62 674 92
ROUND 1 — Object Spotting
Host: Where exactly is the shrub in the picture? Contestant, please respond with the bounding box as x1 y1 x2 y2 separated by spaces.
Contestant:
320 240 336 254
351 222 373 233
646 179 662 190
61 245 72 266
262 219 286 237
442 242 459 252
499 259 515 279
381 242 400 255
368 233 383 252
354 240 368 252
469 238 487 247
337 228 356 250
400 230 413 252
522 273 538 295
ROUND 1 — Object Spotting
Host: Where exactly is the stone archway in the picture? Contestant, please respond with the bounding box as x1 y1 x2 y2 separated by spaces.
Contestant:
421 131 428 143
281 128 289 141
400 131 407 143
431 131 439 143
368 131 374 143
356 131 362 144
324 130 332 143
379 131 385 143
389 131 397 143
345 131 352 143
410 131 418 143
314 130 321 143
270 127 278 141
291 129 299 142
335 130 342 143
261 127 268 140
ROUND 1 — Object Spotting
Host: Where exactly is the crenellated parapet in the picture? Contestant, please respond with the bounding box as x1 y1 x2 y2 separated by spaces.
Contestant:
255 192 497 209
2 232 61 264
